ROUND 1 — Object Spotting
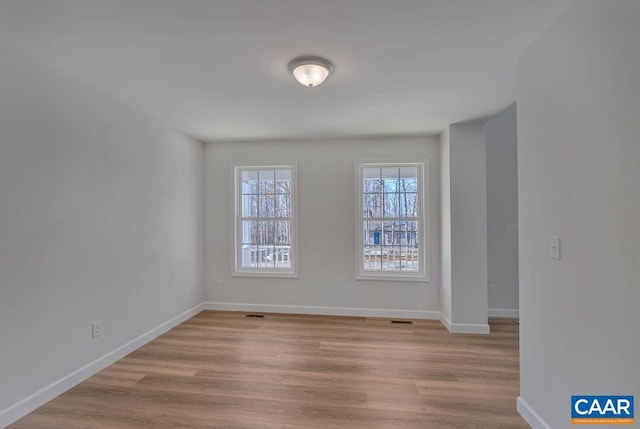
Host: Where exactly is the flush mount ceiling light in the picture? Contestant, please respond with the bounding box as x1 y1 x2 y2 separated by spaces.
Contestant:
288 56 333 88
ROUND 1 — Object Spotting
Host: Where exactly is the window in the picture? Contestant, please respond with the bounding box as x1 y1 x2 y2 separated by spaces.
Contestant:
357 162 428 280
235 165 297 276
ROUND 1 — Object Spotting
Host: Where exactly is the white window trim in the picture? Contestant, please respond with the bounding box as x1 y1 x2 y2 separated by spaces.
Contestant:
233 164 299 278
355 160 430 282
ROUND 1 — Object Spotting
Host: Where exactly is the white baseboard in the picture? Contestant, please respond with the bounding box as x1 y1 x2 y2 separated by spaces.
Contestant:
0 303 205 429
439 312 453 331
205 302 493 333
203 301 442 320
488 308 519 318
517 396 552 429
439 312 490 334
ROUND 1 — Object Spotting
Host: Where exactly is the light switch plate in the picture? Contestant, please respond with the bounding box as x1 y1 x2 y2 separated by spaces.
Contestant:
91 321 102 339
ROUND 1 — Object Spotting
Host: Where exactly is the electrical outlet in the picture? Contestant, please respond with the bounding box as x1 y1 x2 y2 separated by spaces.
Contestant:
217 280 224 290
488 284 497 295
91 321 102 339
549 237 561 260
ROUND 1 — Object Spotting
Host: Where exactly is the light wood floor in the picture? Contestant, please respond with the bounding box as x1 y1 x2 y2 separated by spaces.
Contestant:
10 311 528 429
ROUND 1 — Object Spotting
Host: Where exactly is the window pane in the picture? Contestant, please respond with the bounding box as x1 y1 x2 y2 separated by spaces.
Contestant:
382 177 398 194
273 245 291 269
275 180 291 195
363 178 381 193
363 193 381 218
275 192 292 218
362 169 383 219
363 221 382 245
379 246 392 271
401 247 419 271
255 245 272 268
380 167 399 179
241 220 257 244
399 192 417 217
399 177 417 193
362 167 381 180
377 221 419 246
364 221 386 271
259 195 276 217
275 169 291 181
406 221 419 247
241 193 258 217
402 222 420 271
242 170 258 181
258 170 275 195
364 245 385 271
276 220 291 245
242 170 258 194
383 191 399 217
257 220 276 245
240 243 256 268
399 167 418 180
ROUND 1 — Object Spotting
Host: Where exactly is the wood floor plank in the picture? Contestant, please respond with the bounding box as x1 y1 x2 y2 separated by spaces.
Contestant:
195 365 421 394
134 374 370 408
9 311 529 428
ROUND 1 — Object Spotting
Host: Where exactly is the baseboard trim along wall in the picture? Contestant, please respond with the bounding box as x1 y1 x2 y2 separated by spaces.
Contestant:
517 396 552 429
488 308 519 318
205 302 493 334
439 312 491 334
0 303 205 429
203 301 442 320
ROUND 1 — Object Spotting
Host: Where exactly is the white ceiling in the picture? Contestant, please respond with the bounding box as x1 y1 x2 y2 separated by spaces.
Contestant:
0 0 569 142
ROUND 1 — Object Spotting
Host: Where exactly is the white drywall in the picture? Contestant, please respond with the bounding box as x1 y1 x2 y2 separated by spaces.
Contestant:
439 128 452 321
517 1 640 427
439 121 490 332
449 121 489 331
204 137 441 316
0 39 203 421
485 103 519 312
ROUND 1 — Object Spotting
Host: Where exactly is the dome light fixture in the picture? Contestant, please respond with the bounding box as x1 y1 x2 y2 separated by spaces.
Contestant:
288 56 334 88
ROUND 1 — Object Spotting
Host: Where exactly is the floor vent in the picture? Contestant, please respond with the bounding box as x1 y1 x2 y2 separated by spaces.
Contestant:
245 314 265 318
391 320 413 324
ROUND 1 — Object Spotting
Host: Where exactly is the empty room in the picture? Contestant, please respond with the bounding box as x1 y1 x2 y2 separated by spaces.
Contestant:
1 1 638 428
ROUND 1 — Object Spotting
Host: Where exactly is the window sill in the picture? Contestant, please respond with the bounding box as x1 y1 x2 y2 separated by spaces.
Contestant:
232 271 299 279
356 274 429 283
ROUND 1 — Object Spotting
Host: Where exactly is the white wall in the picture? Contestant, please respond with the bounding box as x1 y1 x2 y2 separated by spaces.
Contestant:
439 128 452 321
204 137 440 317
448 121 489 332
485 103 519 313
0 40 203 422
517 1 640 427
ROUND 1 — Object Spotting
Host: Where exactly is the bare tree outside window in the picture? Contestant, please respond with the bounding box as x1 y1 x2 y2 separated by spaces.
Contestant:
236 167 295 274
361 165 422 274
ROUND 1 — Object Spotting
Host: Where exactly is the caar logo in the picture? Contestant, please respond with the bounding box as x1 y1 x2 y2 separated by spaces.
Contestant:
572 396 634 425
